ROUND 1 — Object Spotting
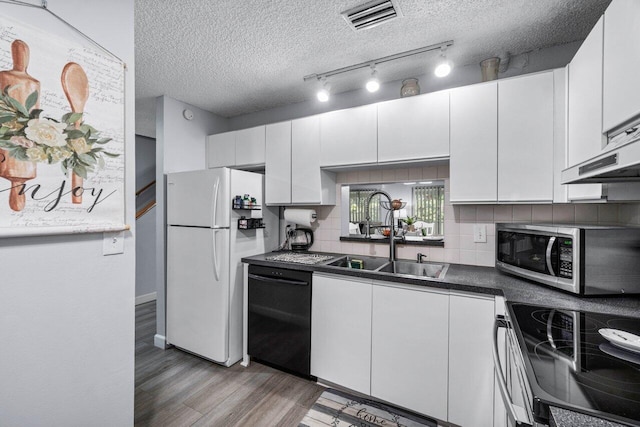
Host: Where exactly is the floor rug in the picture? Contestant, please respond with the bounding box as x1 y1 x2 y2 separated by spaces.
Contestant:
299 389 440 427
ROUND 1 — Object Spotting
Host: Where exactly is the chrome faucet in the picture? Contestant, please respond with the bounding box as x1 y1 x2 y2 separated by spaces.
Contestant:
417 253 428 263
364 190 396 262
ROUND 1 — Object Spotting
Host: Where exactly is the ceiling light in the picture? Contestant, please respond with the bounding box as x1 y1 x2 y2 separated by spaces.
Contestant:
434 46 452 78
317 78 330 102
365 65 380 93
303 40 453 100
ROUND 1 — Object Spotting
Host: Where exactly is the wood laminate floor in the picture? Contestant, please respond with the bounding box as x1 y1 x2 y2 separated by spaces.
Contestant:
135 301 325 427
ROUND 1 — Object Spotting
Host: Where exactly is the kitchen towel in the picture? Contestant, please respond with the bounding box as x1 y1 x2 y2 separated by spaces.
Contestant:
284 208 316 227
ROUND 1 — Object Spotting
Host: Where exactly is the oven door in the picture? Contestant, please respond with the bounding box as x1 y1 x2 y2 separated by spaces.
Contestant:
494 314 536 426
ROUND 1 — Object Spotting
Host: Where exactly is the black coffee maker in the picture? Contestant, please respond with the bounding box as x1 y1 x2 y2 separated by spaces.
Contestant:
288 227 314 251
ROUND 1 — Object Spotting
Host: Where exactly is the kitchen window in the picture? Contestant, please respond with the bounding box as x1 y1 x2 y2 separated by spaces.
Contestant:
349 189 381 223
340 181 445 244
412 184 444 235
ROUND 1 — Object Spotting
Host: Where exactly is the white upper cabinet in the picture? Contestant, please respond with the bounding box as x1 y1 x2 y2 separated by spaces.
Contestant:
567 16 605 201
377 90 450 163
265 122 291 205
235 126 266 168
311 274 372 395
450 81 498 203
603 0 640 132
320 104 377 167
207 131 235 168
292 116 336 205
371 283 449 421
498 71 554 202
264 117 336 206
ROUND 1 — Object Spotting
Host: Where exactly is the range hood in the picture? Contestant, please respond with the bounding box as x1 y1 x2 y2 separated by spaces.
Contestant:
562 119 640 184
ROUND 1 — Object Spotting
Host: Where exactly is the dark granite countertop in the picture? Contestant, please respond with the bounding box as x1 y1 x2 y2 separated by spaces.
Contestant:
242 251 640 316
242 251 640 427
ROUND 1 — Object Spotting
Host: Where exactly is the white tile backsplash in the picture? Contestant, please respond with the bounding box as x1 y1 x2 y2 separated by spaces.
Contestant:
512 205 532 222
307 167 640 267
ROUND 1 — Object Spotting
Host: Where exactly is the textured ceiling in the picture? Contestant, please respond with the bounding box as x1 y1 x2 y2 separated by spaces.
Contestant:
135 0 611 121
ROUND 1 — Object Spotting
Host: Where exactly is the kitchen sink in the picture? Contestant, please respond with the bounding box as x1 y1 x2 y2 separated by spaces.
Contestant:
326 255 390 271
376 260 449 280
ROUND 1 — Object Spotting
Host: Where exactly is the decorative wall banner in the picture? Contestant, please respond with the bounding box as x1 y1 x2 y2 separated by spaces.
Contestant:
0 12 125 236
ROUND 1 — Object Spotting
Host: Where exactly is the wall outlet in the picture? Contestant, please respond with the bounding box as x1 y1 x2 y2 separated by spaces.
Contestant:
473 224 487 243
103 231 125 255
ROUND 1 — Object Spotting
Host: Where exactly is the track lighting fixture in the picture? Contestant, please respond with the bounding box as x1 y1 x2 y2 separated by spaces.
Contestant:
434 46 452 78
365 65 380 93
317 78 330 102
305 40 453 101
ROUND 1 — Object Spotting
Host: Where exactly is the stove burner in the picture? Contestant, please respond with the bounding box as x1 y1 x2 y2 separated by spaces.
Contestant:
530 308 603 334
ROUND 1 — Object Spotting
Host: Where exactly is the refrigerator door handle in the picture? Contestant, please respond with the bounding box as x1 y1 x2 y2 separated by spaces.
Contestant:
212 229 220 281
212 176 220 227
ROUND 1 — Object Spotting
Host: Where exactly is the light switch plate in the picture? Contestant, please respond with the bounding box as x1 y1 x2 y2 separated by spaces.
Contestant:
103 231 124 255
473 224 487 243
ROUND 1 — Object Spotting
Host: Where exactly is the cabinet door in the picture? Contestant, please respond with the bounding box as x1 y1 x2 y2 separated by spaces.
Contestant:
498 72 554 202
450 82 498 203
320 104 377 167
311 274 372 395
448 294 495 427
265 122 291 205
207 132 235 168
603 0 640 132
235 126 265 167
377 91 450 162
371 283 449 421
567 16 605 201
292 116 322 204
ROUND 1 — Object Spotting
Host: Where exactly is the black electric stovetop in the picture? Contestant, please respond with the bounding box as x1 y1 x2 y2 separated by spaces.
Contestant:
509 303 640 426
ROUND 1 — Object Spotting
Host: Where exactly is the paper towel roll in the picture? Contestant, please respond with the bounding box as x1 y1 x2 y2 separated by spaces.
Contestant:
284 209 317 227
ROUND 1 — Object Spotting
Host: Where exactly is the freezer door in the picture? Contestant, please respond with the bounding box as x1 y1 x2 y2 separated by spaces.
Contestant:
167 168 230 227
167 226 230 363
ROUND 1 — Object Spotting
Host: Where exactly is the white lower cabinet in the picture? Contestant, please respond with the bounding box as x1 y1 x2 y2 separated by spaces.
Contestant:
371 283 449 421
448 293 497 427
311 275 500 425
311 274 372 395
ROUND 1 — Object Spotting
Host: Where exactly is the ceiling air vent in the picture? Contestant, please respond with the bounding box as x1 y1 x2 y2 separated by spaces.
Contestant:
342 0 402 31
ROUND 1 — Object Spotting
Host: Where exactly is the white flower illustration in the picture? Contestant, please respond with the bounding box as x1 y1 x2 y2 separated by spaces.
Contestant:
26 146 47 162
24 118 67 147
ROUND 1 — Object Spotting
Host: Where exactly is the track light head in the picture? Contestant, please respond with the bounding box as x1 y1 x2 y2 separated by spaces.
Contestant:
434 46 452 77
366 65 380 93
317 77 330 102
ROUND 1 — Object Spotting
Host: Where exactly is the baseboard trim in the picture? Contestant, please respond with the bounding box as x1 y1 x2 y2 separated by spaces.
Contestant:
154 334 168 349
135 292 157 306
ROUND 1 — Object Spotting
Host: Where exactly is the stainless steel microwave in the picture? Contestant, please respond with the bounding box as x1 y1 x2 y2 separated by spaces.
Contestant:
496 223 640 295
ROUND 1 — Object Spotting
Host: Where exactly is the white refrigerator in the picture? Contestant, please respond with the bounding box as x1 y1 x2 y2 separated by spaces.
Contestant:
166 167 278 366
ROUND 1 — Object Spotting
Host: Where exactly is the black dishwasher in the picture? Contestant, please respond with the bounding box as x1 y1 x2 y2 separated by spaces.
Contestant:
247 265 312 378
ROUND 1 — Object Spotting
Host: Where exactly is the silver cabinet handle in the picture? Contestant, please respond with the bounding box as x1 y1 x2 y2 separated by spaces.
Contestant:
546 236 556 277
493 316 532 427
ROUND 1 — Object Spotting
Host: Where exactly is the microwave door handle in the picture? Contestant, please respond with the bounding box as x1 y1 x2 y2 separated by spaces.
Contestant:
546 236 556 276
493 316 532 427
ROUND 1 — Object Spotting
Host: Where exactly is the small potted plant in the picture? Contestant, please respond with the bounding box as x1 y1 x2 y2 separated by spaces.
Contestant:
404 216 417 232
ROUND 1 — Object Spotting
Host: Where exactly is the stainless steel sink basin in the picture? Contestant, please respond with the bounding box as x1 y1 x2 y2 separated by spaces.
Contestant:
326 255 390 271
376 260 449 280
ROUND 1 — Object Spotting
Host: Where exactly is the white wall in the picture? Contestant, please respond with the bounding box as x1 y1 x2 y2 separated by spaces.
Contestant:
227 41 581 131
0 1 135 426
154 96 229 347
